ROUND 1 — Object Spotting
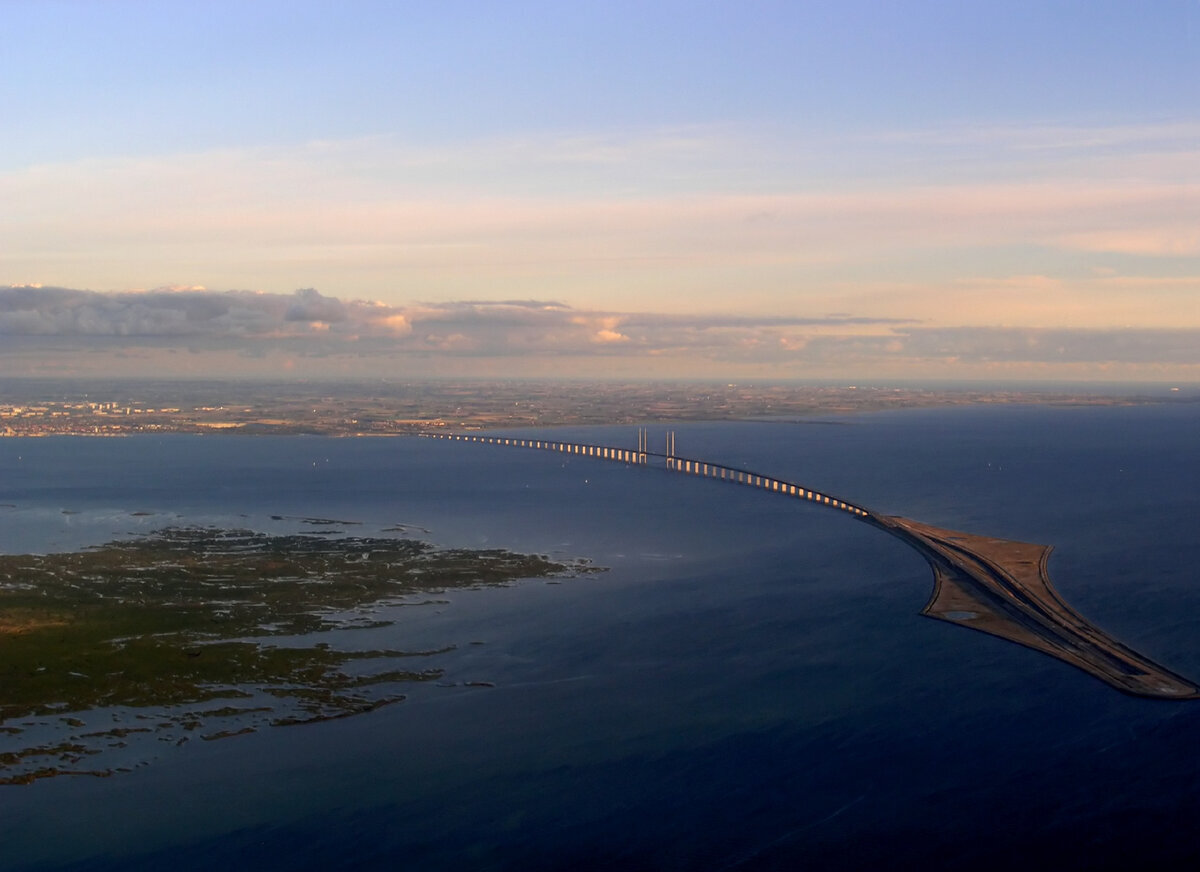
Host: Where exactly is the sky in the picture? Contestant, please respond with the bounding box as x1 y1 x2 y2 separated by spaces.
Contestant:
2 0 1198 382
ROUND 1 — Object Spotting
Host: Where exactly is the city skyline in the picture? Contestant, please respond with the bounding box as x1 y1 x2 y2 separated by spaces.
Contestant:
3 1 1198 381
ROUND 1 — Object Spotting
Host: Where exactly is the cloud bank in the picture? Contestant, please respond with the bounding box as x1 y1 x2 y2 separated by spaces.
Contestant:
0 285 907 356
3 286 1199 381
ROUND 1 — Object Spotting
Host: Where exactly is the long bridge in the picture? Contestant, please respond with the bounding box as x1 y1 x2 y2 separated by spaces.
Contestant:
421 429 1200 700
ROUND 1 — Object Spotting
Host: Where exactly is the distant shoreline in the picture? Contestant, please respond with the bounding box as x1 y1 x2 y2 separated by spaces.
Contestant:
1 378 1195 438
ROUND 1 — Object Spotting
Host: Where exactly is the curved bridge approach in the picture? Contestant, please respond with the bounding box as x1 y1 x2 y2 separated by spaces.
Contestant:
420 429 1199 700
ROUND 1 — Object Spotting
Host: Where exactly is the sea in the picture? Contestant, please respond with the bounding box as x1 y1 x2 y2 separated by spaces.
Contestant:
2 401 1199 871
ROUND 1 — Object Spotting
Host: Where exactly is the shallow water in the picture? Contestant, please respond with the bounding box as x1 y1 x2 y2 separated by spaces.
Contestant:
2 403 1199 870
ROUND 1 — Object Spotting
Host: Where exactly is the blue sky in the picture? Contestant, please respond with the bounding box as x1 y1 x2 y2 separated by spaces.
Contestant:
2 0 1198 380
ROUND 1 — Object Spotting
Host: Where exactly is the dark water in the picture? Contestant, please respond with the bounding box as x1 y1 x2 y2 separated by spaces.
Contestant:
2 403 1200 870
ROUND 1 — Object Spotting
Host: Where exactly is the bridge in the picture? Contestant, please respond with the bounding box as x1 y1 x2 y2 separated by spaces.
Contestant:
421 429 872 518
420 429 1200 700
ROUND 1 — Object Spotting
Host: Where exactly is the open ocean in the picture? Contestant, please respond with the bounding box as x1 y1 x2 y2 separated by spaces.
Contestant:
2 402 1199 871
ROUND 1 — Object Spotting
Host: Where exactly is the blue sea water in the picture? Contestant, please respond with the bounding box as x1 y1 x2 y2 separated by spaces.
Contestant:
1 402 1199 870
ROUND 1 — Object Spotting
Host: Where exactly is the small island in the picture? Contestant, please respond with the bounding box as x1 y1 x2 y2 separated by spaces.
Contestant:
0 527 602 785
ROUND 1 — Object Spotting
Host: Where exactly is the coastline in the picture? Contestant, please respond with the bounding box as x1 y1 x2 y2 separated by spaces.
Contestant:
2 378 1194 438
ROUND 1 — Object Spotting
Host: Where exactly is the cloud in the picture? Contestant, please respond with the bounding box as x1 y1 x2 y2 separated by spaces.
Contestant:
0 285 911 359
284 287 347 324
891 327 1200 365
866 120 1200 155
4 122 1198 317
4 287 1198 381
0 286 308 338
1057 230 1200 257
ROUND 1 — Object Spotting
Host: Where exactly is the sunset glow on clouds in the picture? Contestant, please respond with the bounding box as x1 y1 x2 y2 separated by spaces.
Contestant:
2 1 1197 381
3 286 1198 382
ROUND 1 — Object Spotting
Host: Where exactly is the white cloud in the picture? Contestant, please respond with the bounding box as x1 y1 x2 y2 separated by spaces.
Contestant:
3 122 1197 326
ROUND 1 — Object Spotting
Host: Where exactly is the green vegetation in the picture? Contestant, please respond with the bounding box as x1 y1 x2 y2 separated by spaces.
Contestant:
0 527 600 784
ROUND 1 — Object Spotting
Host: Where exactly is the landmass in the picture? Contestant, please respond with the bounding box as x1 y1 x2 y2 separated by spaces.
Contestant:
3 379 1196 783
0 378 1189 437
0 526 602 785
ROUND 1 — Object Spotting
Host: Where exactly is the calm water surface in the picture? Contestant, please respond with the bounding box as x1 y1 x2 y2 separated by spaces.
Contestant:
2 403 1199 870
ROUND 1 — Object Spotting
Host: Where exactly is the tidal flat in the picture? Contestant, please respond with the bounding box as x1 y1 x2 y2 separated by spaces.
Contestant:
0 526 601 785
